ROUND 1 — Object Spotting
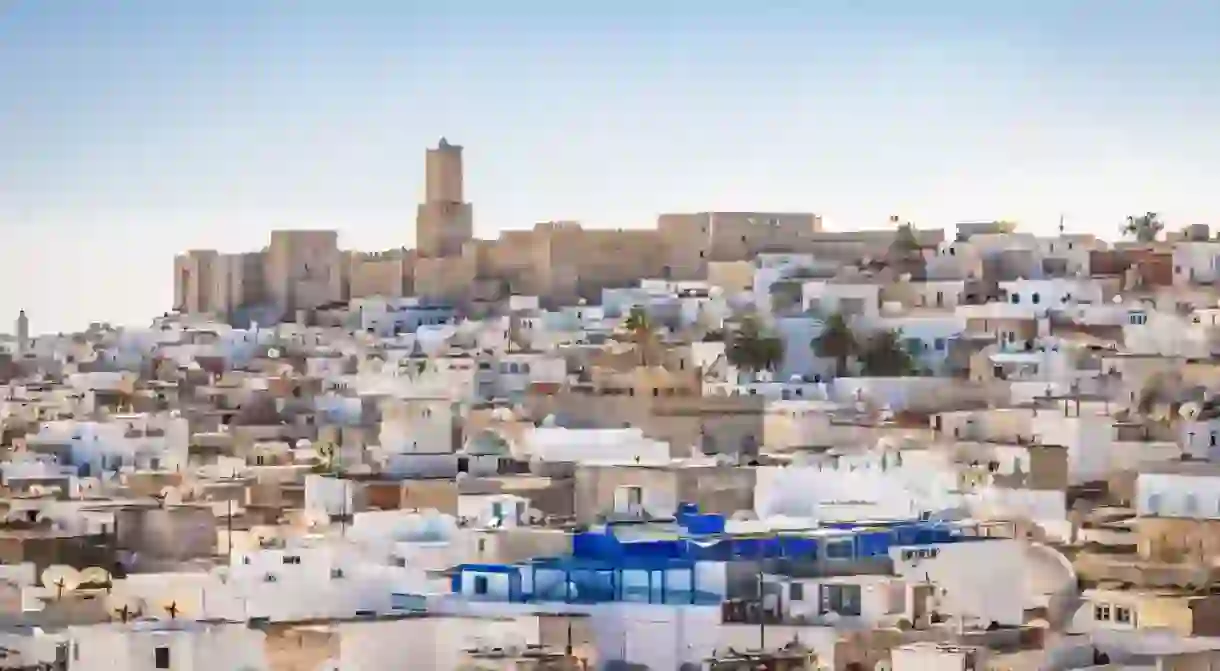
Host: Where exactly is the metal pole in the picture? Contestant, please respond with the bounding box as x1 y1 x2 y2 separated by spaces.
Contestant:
758 538 765 650
227 492 233 565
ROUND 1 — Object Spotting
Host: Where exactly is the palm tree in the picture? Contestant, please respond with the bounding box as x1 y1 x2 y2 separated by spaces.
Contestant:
623 306 651 339
890 222 921 257
812 312 856 377
621 306 654 365
315 441 337 473
859 329 917 377
727 315 785 373
1122 212 1164 243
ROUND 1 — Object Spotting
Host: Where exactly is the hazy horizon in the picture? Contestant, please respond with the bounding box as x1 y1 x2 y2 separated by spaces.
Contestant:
4 1 1220 334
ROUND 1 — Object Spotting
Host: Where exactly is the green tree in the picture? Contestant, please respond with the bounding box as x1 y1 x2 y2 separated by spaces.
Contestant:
890 222 921 257
859 329 917 377
727 315 785 373
1122 211 1164 243
621 305 654 365
314 441 338 474
812 312 856 377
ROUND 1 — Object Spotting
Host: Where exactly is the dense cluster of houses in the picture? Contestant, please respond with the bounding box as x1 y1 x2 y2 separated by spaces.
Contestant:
4 215 1220 670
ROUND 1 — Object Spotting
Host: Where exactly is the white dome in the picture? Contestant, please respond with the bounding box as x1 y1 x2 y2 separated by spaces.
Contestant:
541 414 558 428
295 439 313 450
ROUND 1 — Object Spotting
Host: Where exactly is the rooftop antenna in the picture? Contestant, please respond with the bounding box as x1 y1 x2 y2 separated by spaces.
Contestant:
105 592 142 623
1058 214 1066 236
154 595 188 620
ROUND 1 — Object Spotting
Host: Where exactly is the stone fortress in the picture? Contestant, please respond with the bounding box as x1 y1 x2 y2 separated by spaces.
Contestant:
175 139 929 324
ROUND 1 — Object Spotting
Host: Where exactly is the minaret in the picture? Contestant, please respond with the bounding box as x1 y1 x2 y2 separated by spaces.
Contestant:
15 310 28 355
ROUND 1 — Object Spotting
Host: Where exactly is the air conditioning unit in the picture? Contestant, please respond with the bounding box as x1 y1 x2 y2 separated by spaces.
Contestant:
264 574 278 583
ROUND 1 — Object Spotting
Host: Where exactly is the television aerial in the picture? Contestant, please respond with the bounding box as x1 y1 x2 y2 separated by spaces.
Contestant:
105 591 143 623
40 565 81 599
153 594 190 620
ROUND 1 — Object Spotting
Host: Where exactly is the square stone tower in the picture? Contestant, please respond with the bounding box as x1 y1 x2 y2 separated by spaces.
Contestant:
417 138 474 258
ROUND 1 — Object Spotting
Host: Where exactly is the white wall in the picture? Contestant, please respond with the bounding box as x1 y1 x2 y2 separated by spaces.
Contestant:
68 622 267 671
755 454 961 520
890 539 1026 626
1138 471 1220 519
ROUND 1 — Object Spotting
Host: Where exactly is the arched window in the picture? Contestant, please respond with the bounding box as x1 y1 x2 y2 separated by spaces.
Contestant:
1147 493 1163 515
1185 494 1199 515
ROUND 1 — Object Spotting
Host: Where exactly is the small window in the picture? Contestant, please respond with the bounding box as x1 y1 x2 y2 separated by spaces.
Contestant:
934 338 946 351
1094 604 1112 621
1185 494 1199 515
1114 606 1132 624
474 575 489 595
283 555 301 565
790 582 805 601
825 540 853 559
155 646 171 669
477 537 487 553
1011 293 1020 304
1031 293 1041 305
330 568 345 579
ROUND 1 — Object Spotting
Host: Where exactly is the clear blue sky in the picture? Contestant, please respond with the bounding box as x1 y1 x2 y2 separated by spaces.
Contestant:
2 0 1219 334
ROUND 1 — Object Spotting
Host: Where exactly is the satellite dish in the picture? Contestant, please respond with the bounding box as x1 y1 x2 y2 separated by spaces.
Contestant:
79 566 112 589
105 591 143 623
159 486 183 506
301 509 330 531
40 565 81 598
1112 295 1123 304
1180 402 1202 420
27 484 53 497
267 348 281 359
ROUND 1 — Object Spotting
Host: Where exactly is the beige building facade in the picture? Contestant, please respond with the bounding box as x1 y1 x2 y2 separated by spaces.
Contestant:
175 140 942 322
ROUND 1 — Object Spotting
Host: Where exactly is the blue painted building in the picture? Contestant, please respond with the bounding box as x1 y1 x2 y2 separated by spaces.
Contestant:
450 504 981 606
